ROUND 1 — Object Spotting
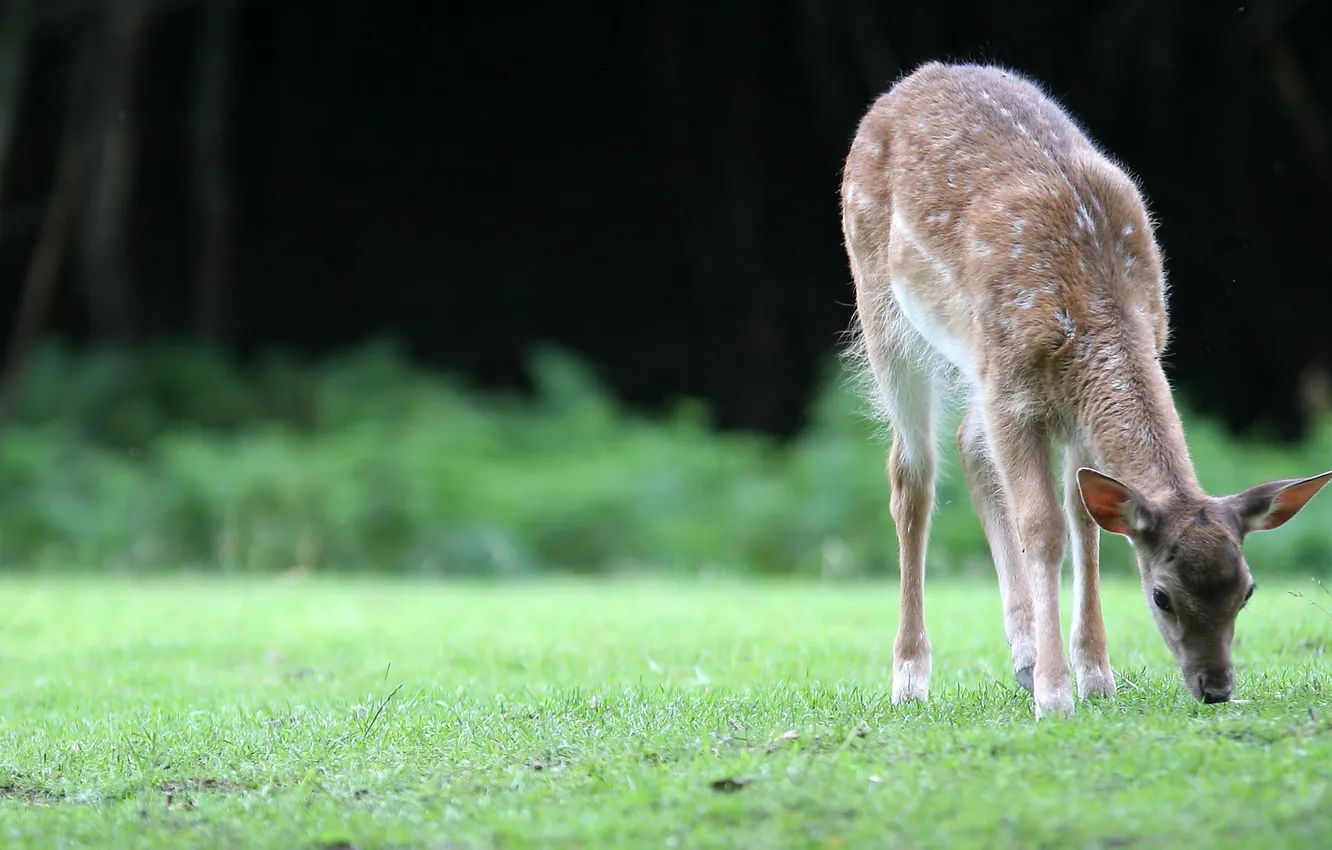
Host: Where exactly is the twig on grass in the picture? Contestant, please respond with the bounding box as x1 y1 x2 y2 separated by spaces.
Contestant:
1114 668 1142 692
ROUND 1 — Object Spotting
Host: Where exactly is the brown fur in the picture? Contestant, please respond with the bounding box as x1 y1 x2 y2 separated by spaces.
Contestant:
841 61 1331 718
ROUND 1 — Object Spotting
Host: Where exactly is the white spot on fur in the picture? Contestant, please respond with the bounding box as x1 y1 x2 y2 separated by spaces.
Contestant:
1075 203 1095 232
1012 219 1028 234
926 211 952 224
1122 223 1135 237
970 239 993 256
1010 286 1037 309
1010 243 1023 259
1056 309 1076 338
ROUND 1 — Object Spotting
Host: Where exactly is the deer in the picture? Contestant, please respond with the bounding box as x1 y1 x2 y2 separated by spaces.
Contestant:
840 61 1332 719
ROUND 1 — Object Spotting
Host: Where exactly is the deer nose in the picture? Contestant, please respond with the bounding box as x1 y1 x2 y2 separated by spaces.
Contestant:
1199 670 1233 704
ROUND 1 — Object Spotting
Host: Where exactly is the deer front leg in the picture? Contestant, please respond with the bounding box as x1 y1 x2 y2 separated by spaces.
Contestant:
985 408 1073 719
958 407 1036 692
1065 447 1116 699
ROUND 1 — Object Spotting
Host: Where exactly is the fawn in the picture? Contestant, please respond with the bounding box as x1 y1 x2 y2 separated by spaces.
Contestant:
840 61 1332 719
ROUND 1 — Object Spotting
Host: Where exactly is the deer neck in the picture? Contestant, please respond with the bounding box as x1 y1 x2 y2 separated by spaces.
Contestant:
1078 340 1203 504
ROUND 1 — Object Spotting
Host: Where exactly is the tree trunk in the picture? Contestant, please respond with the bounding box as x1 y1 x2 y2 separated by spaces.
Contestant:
0 32 98 426
272 3 315 304
841 0 897 96
79 0 151 346
792 0 858 132
190 0 238 345
0 0 35 227
722 0 776 430
651 1 775 431
645 1 718 402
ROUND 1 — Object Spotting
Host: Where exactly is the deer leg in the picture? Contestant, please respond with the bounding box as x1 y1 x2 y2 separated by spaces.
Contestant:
957 407 1036 692
868 345 937 704
1065 447 1116 699
888 428 935 704
984 403 1072 719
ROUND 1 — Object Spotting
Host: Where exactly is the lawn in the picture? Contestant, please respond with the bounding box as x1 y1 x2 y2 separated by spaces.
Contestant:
0 575 1328 848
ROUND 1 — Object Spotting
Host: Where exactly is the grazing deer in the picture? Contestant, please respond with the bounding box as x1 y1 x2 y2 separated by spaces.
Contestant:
840 61 1332 719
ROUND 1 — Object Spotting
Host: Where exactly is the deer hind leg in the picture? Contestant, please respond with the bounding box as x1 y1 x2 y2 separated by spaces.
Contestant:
983 398 1073 719
884 367 937 704
957 407 1036 692
1064 446 1116 699
860 308 938 704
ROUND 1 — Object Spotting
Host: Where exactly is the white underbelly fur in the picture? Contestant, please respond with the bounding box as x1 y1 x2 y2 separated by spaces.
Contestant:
887 211 978 384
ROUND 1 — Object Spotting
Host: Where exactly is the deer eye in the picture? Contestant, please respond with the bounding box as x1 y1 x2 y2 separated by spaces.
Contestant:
1242 583 1256 607
1152 588 1172 612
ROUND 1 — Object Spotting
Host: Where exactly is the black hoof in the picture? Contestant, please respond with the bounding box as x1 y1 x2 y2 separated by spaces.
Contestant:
1015 665 1034 692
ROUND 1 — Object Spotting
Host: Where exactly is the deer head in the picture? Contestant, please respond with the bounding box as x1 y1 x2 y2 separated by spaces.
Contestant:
1077 467 1332 703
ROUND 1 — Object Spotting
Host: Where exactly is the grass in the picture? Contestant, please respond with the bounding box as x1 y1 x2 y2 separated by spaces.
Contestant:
0 575 1328 848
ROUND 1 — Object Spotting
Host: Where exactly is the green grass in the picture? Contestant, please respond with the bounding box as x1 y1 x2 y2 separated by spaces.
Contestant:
0 575 1329 848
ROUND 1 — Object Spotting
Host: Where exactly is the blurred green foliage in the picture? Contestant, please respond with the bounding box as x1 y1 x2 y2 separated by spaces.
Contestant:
0 340 1329 577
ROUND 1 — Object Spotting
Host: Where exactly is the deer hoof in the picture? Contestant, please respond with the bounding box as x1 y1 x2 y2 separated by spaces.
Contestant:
1014 665 1034 693
1076 665 1117 700
891 657 931 704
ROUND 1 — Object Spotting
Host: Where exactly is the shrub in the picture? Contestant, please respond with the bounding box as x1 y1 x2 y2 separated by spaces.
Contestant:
0 339 1327 578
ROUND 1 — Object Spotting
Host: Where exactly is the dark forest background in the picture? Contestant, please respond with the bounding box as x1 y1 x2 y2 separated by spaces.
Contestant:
0 0 1331 579
0 0 1329 441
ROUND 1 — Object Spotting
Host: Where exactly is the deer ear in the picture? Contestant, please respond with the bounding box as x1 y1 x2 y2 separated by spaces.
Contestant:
1230 471 1332 533
1076 467 1154 537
